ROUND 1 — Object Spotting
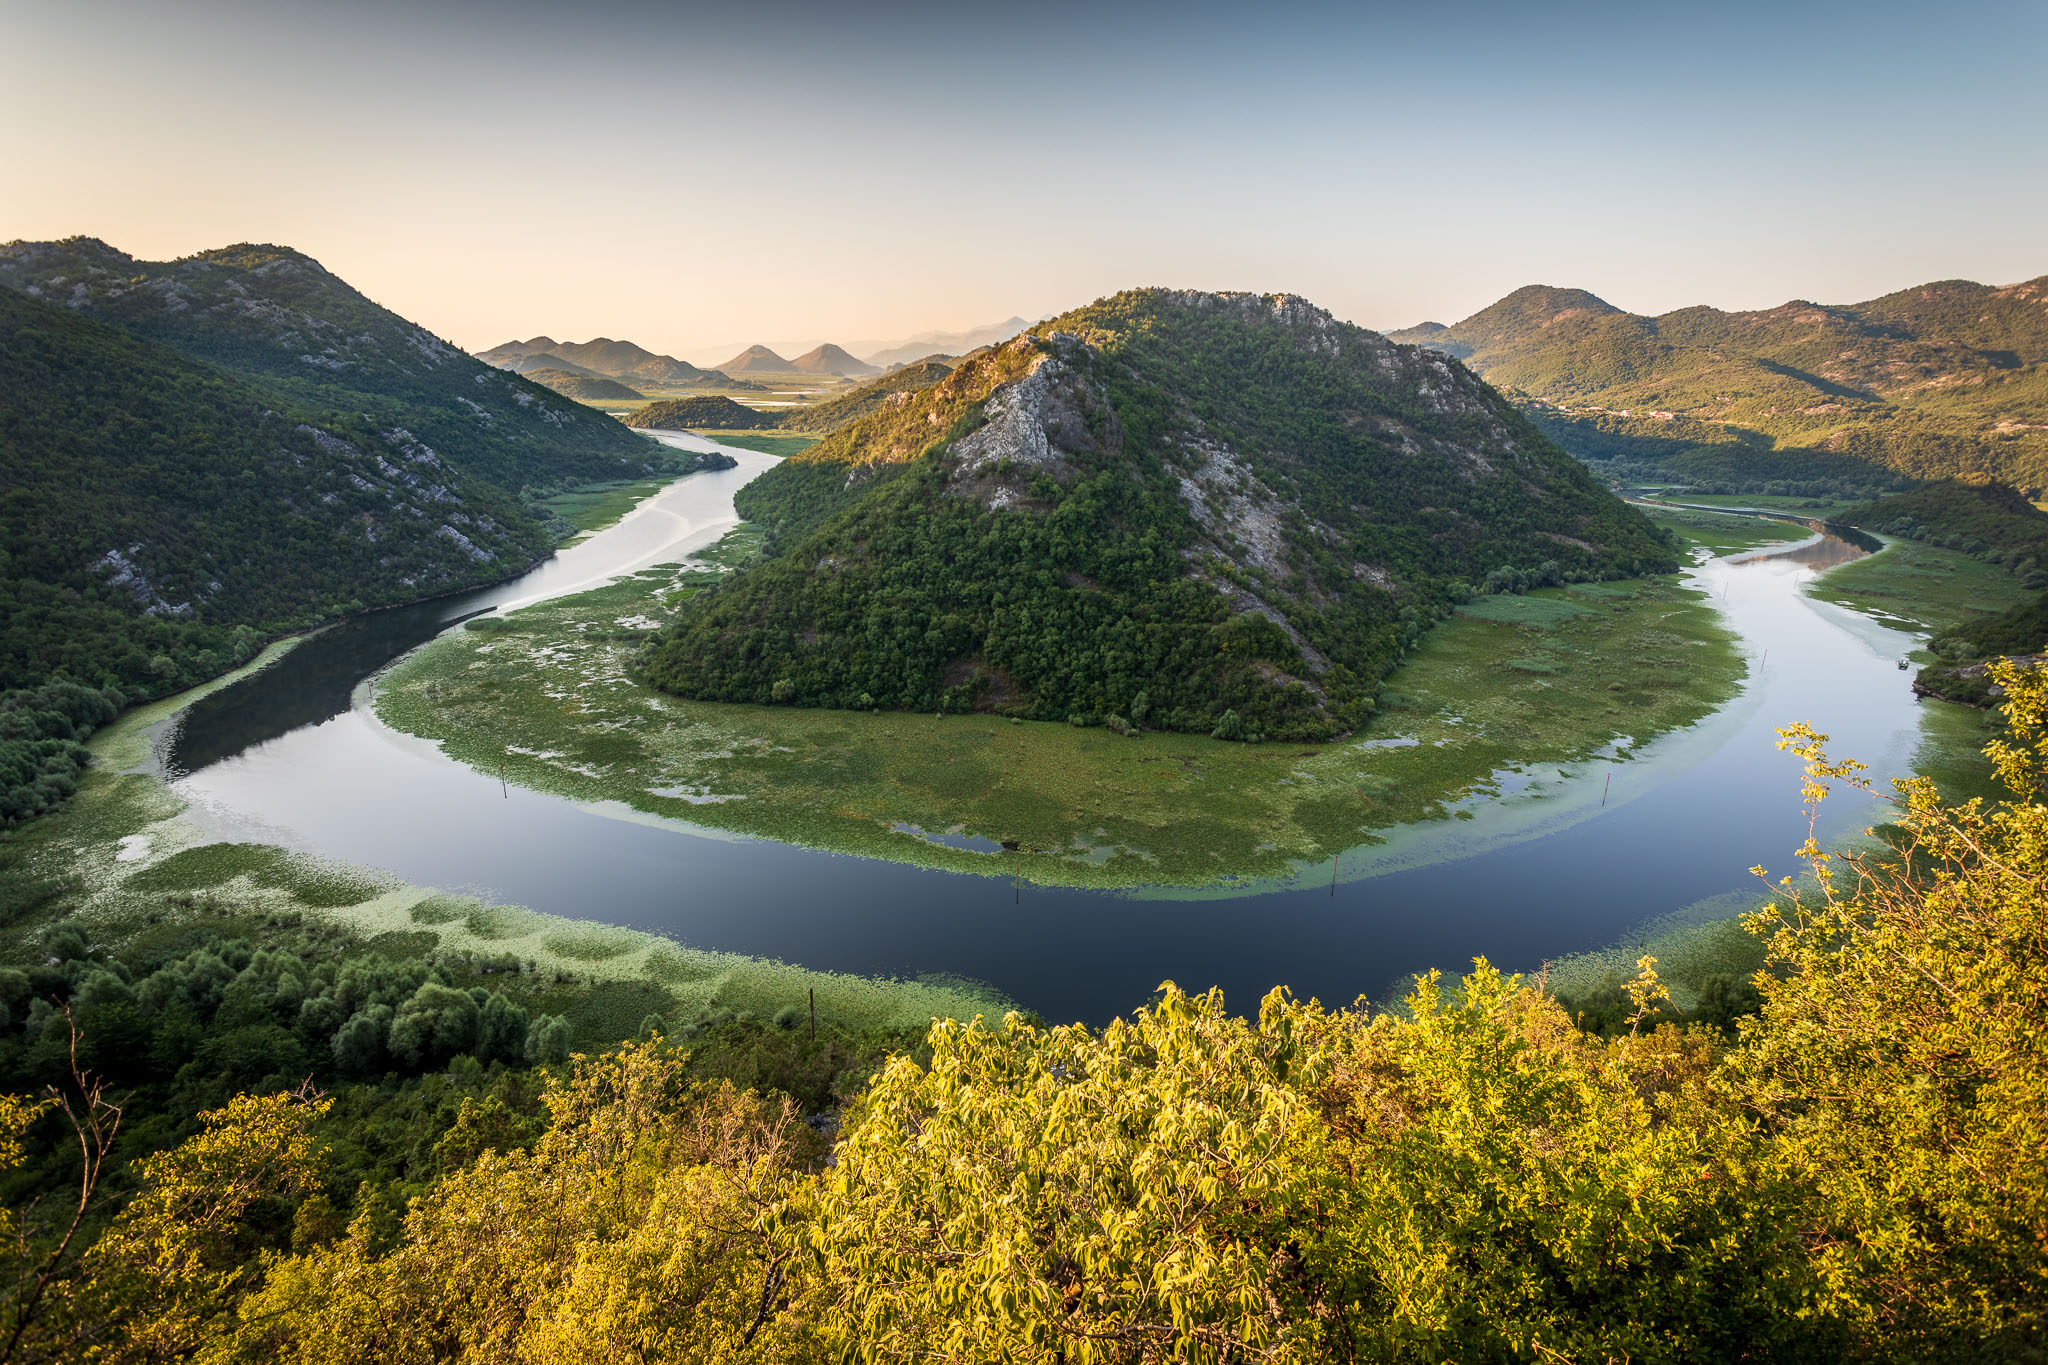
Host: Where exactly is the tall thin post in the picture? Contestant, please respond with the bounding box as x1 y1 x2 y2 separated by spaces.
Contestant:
1602 771 1612 807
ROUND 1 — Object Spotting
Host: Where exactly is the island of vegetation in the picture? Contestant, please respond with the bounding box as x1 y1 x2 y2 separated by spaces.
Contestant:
520 367 645 401
642 289 1680 741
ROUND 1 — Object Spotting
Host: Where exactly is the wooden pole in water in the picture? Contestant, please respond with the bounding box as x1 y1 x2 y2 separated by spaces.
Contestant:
500 759 507 799
808 988 815 1043
1330 854 1338 896
1602 771 1612 807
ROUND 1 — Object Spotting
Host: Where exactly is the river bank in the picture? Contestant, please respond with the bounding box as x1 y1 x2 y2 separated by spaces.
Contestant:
0 454 1010 1050
375 545 1747 889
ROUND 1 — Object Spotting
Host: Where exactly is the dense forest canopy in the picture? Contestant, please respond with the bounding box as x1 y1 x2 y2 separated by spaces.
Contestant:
641 289 1677 740
1844 479 2048 579
1391 276 2048 493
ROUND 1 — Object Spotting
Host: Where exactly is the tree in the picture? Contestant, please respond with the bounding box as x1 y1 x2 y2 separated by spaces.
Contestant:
81 1086 328 1360
801 986 1331 1363
1737 659 2048 1351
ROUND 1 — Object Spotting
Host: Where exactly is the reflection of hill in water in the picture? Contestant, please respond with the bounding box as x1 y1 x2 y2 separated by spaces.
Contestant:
167 595 485 774
1735 528 1871 571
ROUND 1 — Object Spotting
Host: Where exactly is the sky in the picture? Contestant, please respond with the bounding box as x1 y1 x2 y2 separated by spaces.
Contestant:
6 0 2044 363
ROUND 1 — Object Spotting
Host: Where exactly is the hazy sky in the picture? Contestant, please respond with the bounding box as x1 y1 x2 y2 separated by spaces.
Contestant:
7 0 2044 362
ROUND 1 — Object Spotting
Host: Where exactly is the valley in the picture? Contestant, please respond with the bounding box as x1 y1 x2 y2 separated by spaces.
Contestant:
9 3 2046 1351
52 428 1980 1029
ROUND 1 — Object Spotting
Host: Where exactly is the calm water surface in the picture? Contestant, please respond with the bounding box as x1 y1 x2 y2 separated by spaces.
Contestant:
161 438 1929 1022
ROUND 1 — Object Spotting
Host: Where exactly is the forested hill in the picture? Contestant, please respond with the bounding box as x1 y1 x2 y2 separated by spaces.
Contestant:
773 360 954 433
0 287 568 700
1391 277 2048 494
0 237 654 489
642 289 1676 741
624 396 777 431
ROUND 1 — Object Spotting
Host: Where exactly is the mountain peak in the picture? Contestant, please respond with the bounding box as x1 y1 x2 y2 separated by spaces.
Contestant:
790 343 879 377
643 284 1674 740
1479 285 1620 323
717 344 795 373
184 243 328 275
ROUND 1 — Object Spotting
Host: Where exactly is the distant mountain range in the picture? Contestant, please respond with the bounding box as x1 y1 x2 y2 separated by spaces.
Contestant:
788 343 879 378
477 336 747 389
0 237 677 699
715 344 795 375
625 361 958 438
1391 278 2048 493
860 316 1031 370
484 319 1030 384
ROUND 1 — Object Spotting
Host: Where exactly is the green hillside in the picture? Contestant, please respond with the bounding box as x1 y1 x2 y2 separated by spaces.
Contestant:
1392 276 2048 494
642 289 1676 741
623 395 776 430
1915 593 2048 704
523 368 645 401
772 360 952 433
0 238 657 489
0 288 561 695
1845 480 2048 578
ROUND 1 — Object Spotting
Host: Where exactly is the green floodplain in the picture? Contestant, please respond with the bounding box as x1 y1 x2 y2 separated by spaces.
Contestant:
537 476 679 540
376 516 1753 892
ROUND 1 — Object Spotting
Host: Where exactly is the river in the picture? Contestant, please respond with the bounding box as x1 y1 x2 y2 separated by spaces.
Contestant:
157 436 1931 1023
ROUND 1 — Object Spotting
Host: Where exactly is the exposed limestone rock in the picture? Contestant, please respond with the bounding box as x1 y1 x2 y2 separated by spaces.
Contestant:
946 338 1120 510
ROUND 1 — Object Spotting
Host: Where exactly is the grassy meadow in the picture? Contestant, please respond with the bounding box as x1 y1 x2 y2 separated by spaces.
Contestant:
696 430 822 457
538 476 680 539
1806 534 2036 635
1638 504 1809 555
376 531 1745 890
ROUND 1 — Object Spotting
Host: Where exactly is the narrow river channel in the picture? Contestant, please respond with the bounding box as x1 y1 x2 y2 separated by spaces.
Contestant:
156 437 1932 1023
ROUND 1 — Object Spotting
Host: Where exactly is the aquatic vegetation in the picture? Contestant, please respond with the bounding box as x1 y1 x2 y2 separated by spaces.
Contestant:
377 536 1745 889
0 670 1006 1072
1808 535 2033 634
